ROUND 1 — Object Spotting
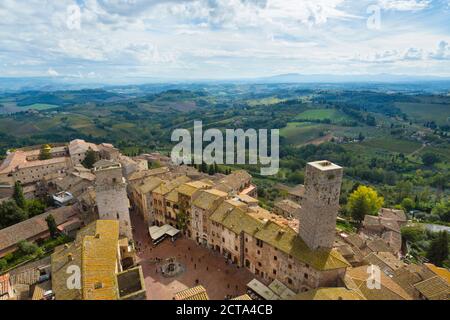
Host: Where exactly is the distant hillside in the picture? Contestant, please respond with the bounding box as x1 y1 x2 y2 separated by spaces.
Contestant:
257 73 450 84
5 89 126 107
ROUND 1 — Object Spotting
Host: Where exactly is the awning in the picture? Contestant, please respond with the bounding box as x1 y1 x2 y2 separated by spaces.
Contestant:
268 279 296 300
149 224 180 241
246 279 280 300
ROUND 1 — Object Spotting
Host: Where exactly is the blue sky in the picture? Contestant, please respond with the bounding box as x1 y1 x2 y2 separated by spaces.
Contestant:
0 0 449 82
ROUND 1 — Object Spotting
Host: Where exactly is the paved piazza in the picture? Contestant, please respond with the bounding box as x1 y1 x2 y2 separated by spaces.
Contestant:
130 210 255 300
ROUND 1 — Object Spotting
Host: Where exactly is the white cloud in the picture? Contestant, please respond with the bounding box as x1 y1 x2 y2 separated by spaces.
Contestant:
54 39 108 62
377 0 430 11
47 68 59 76
429 41 450 60
0 0 449 79
351 41 450 64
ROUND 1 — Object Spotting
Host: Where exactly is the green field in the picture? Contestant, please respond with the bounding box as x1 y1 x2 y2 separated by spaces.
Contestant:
362 137 422 154
26 103 59 111
247 97 285 106
112 122 136 130
295 108 349 122
396 101 450 126
280 122 328 145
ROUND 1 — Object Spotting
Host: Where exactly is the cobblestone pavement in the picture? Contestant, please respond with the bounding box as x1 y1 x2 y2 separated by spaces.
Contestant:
130 210 255 300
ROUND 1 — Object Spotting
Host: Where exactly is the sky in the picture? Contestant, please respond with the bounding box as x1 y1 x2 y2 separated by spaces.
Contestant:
0 0 450 82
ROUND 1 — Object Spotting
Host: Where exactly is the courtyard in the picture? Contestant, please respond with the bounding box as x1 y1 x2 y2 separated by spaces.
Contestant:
130 210 255 300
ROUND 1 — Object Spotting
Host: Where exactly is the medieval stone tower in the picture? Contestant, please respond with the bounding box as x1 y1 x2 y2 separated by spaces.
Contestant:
299 160 343 250
94 160 133 240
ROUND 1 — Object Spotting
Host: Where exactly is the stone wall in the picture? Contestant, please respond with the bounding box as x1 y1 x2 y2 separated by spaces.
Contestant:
299 161 343 250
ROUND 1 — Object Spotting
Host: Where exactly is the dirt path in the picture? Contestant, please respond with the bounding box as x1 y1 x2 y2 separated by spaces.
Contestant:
301 133 334 146
409 143 426 157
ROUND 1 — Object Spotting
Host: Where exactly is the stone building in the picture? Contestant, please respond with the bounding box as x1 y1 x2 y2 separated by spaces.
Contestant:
68 139 99 166
151 176 191 227
299 161 343 250
191 189 228 245
98 143 121 161
274 199 301 219
177 180 213 237
360 207 406 255
164 188 180 227
287 184 305 204
130 177 163 225
51 220 146 300
54 165 95 197
0 206 80 258
0 149 71 186
94 160 132 240
127 167 170 187
208 197 349 293
214 170 253 195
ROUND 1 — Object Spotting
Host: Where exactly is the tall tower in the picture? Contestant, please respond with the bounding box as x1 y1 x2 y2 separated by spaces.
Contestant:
94 160 133 240
299 160 343 250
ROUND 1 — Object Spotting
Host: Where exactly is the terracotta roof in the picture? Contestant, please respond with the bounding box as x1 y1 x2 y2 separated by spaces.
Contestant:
237 194 259 205
165 189 179 203
135 177 163 194
424 263 450 284
274 199 301 215
391 264 432 298
174 285 209 300
0 206 78 252
55 172 93 191
413 276 449 300
51 220 120 300
178 180 212 197
31 280 51 300
379 208 407 222
0 274 11 299
68 139 99 155
363 215 401 233
231 294 252 300
363 252 405 274
214 170 251 193
18 157 69 169
366 238 394 254
346 266 412 300
153 176 191 196
51 222 97 300
127 167 169 181
192 189 227 210
288 184 305 197
0 151 26 174
82 220 120 300
293 287 366 300
342 233 365 249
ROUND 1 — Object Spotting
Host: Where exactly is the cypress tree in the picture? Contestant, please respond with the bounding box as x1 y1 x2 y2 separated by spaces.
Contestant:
426 231 449 267
13 181 26 209
45 214 58 239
